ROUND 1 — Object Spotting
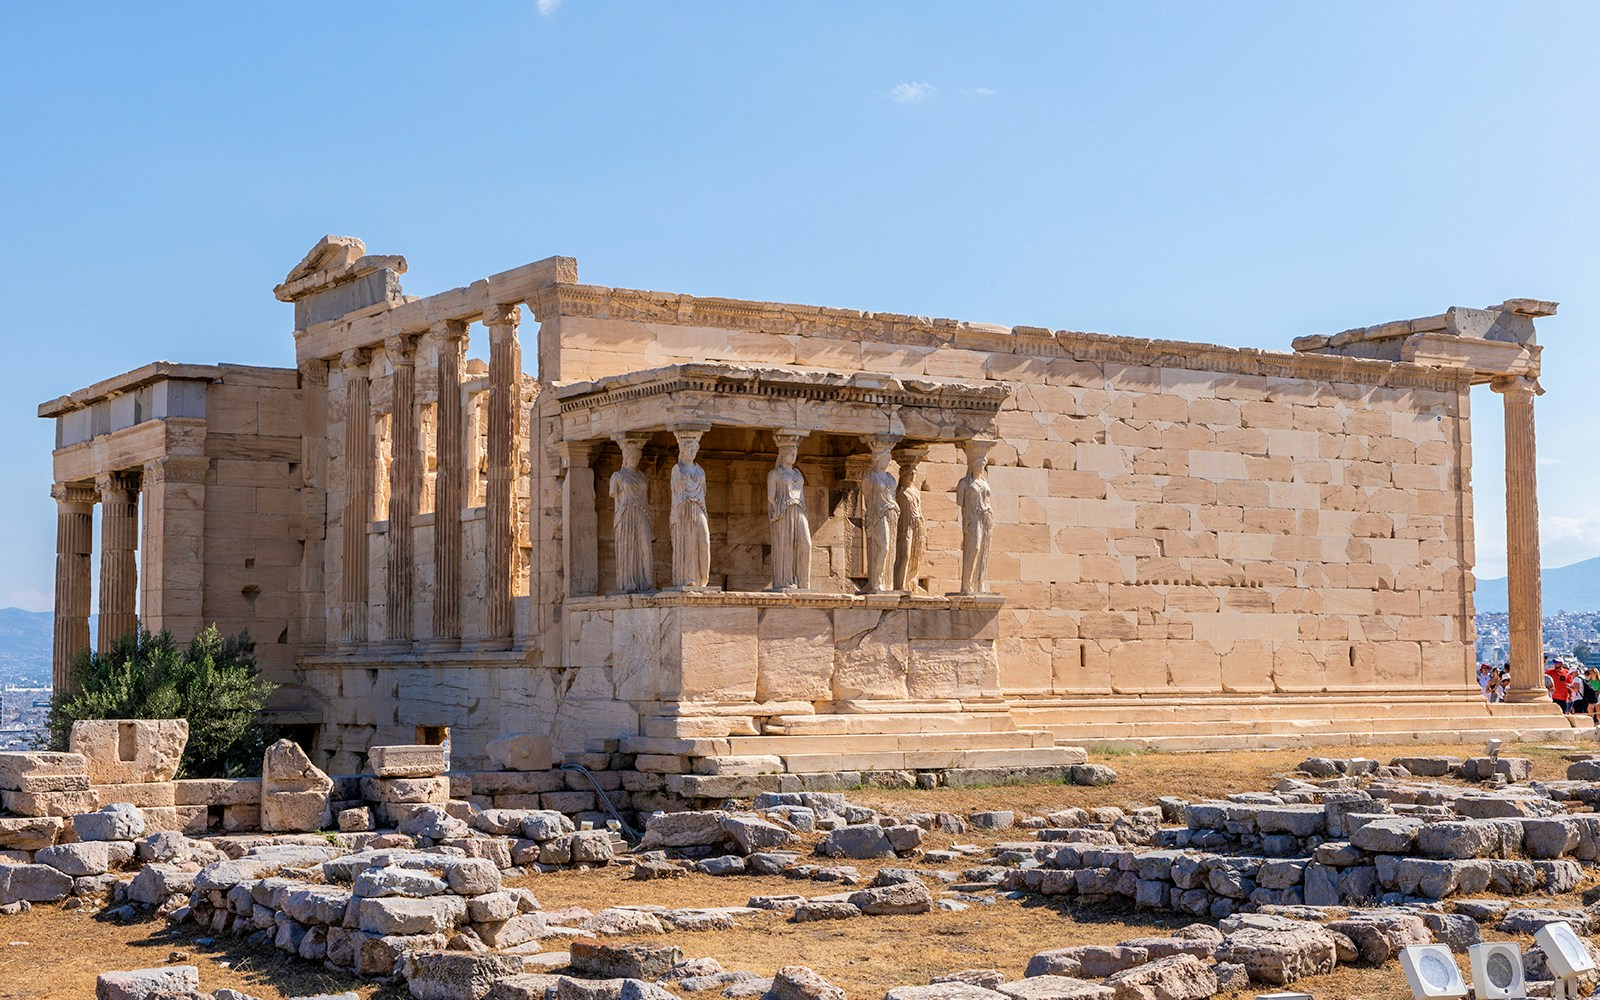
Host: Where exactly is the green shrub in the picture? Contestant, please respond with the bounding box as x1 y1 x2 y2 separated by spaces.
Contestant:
48 624 275 778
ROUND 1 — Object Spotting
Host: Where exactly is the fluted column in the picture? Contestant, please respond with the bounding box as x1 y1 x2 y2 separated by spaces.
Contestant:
96 471 140 651
1494 375 1545 702
386 335 419 647
298 360 330 653
52 483 95 690
432 321 468 648
483 303 521 645
340 349 372 646
559 441 601 598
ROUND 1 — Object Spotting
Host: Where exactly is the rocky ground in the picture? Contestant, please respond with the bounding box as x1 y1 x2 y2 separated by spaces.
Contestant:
5 741 1600 1000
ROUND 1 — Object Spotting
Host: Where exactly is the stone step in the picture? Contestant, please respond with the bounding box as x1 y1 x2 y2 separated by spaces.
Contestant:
1073 725 1584 753
1033 712 1580 741
776 745 1088 774
724 729 1059 756
762 712 1021 737
1011 696 1565 725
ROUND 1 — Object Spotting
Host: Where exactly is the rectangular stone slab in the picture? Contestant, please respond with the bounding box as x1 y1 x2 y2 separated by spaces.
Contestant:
368 745 449 778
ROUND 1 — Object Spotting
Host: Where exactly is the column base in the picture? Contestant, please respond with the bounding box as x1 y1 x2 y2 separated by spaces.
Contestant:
415 638 462 655
1505 688 1553 705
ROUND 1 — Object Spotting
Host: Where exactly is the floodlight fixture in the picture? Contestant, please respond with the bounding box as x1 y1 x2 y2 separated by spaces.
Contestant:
1400 944 1468 999
1536 921 1595 977
1487 738 1503 760
1469 942 1525 1000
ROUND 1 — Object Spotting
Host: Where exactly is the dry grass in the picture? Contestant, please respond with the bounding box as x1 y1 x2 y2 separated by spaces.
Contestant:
0 739 1587 999
0 906 402 1000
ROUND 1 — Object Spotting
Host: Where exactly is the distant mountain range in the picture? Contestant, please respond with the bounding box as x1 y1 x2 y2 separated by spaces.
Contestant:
0 608 53 688
1475 556 1600 615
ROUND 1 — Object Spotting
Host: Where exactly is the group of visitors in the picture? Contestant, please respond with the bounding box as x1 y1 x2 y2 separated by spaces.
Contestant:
1481 658 1600 724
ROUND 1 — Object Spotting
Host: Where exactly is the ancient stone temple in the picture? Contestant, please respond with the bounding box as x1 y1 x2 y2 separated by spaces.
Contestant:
39 236 1571 773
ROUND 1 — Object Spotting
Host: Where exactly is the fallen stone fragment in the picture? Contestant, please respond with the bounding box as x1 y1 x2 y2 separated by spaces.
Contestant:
847 880 933 915
1104 955 1219 1000
400 949 526 1000
768 965 845 1000
96 965 200 1000
791 900 860 922
997 977 1114 999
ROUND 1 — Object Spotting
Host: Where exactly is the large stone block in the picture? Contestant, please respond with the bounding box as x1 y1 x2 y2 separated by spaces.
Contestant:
756 607 834 703
832 609 909 700
672 606 759 703
261 738 333 832
95 965 200 1000
69 720 188 784
369 744 449 778
486 734 554 772
0 752 88 792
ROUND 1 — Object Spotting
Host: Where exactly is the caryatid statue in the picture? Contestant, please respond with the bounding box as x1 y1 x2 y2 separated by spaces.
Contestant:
861 437 901 593
670 426 711 589
767 433 812 590
957 439 995 595
609 434 654 593
892 446 926 592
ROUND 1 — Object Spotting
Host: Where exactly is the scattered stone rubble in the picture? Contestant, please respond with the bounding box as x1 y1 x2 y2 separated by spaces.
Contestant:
24 741 1600 1000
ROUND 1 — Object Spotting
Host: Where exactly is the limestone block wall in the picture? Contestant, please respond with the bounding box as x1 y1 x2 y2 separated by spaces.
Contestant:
197 368 303 686
532 288 1478 700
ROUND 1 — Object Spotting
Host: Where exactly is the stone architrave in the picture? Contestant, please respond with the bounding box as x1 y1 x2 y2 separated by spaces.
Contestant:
69 719 188 784
669 425 712 589
610 433 654 593
368 744 448 777
261 738 333 832
861 436 900 594
957 439 995 595
768 432 812 591
892 446 927 593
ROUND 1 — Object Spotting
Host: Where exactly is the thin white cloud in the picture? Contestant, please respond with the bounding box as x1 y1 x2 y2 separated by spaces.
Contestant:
964 86 997 97
1538 455 1560 467
889 82 936 104
537 0 561 15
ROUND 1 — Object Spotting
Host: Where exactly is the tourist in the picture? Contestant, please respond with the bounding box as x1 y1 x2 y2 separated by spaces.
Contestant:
1477 662 1494 699
1586 668 1600 726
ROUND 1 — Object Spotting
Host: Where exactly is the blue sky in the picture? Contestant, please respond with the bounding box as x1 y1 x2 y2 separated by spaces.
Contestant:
1 2 1595 611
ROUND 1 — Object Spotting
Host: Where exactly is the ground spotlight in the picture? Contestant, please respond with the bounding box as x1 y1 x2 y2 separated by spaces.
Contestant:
1469 941 1525 1000
1400 944 1467 999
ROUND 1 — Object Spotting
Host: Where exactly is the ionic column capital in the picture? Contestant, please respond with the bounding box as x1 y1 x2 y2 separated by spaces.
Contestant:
95 470 140 498
298 359 329 387
1491 374 1544 397
555 439 601 472
433 318 471 342
483 303 522 331
52 482 98 506
339 347 371 374
385 334 420 364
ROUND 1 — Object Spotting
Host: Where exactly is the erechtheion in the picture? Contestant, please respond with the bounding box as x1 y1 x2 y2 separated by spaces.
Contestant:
38 236 1573 776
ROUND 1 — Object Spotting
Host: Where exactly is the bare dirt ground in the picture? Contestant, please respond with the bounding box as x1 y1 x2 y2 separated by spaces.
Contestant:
0 741 1587 999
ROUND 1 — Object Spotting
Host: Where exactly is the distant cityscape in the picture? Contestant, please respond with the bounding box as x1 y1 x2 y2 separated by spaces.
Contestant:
1473 609 1600 667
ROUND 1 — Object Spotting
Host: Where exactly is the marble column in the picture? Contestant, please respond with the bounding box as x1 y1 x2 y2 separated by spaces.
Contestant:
96 470 141 651
432 321 469 647
559 440 600 598
298 360 330 653
51 482 95 690
386 335 420 646
483 304 521 644
340 349 372 646
1494 375 1546 702
139 455 210 644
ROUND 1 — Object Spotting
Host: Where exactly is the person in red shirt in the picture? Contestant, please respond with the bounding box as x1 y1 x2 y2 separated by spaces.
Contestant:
1550 660 1573 712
